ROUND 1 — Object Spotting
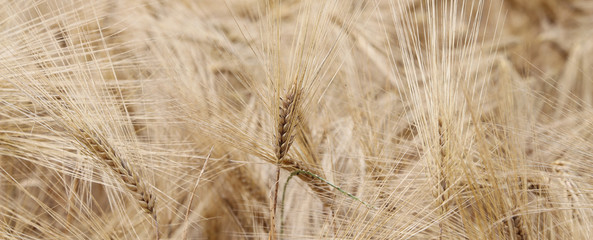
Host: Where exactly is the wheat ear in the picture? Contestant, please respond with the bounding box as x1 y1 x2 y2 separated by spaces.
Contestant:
76 130 159 239
511 215 526 240
553 159 580 234
275 91 334 206
270 88 298 240
435 118 450 239
275 90 297 161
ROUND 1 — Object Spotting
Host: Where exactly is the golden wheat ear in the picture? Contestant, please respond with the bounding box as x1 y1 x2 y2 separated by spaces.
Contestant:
76 129 158 219
15 90 162 239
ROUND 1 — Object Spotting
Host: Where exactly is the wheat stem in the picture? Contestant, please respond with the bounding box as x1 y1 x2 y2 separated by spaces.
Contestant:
269 166 281 240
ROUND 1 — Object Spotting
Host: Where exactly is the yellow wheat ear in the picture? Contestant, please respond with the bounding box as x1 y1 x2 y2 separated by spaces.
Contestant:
76 129 159 238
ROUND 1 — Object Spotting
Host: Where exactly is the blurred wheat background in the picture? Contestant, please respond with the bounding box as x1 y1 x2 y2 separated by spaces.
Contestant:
1 0 593 239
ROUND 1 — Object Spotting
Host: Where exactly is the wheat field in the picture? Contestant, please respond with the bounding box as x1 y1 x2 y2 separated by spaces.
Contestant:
1 0 593 239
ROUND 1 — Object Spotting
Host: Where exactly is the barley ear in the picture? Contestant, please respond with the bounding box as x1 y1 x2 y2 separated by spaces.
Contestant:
270 88 299 240
76 129 159 239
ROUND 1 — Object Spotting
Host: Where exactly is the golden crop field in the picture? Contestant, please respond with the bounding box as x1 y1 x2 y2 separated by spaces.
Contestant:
1 0 593 239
